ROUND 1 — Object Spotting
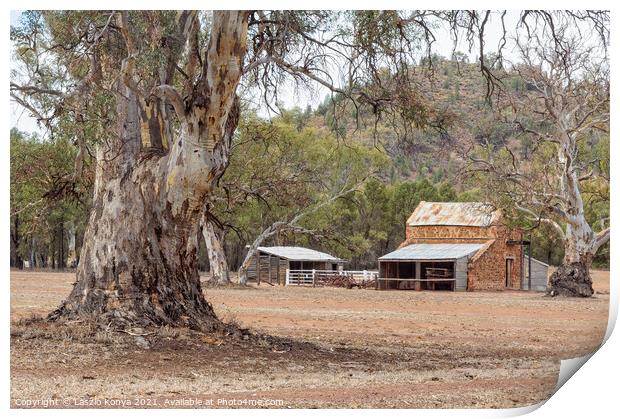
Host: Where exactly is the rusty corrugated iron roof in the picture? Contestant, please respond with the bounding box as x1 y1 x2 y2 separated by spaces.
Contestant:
407 201 499 227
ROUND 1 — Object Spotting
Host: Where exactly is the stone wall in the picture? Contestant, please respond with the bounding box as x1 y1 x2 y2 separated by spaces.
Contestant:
400 223 523 290
467 228 523 290
403 225 495 244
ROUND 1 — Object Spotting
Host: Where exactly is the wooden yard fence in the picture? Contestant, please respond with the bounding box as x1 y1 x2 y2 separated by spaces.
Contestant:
285 269 379 288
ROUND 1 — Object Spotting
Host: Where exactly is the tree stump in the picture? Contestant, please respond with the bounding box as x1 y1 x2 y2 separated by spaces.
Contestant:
546 262 594 297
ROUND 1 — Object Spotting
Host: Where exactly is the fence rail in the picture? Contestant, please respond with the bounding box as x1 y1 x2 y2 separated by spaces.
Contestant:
286 269 378 287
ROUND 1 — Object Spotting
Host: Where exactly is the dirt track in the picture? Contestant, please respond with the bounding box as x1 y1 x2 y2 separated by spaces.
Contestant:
10 270 609 408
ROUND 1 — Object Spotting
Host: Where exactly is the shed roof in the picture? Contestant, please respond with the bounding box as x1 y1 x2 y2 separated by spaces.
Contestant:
525 255 550 267
379 243 485 261
407 201 499 227
257 246 344 262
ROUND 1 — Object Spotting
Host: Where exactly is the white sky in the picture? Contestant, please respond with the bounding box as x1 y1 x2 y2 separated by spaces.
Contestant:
10 10 39 133
9 10 521 135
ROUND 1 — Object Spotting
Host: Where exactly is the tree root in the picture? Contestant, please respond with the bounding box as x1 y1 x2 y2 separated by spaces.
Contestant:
47 300 227 335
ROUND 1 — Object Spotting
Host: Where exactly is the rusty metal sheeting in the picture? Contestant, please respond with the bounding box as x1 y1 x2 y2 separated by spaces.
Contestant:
407 201 499 227
378 243 485 261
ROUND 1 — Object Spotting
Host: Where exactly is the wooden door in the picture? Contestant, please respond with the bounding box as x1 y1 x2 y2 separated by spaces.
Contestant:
505 258 514 288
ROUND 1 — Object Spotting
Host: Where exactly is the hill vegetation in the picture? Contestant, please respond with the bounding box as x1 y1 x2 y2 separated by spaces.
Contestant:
10 55 609 271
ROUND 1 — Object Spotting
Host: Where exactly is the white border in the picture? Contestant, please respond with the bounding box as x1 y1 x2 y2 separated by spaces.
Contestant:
3 2 618 418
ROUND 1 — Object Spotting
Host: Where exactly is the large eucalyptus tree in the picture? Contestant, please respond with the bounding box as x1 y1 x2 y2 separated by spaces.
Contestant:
12 10 435 329
13 11 249 329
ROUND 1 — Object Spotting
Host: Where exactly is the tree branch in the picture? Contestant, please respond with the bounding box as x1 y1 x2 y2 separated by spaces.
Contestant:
150 85 186 122
591 227 610 254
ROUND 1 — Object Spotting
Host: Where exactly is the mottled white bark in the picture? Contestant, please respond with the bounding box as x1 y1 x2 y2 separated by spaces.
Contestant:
554 122 608 271
202 216 230 285
66 221 78 268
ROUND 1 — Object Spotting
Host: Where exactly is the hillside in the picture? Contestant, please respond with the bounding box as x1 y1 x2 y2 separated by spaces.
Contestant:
309 56 522 187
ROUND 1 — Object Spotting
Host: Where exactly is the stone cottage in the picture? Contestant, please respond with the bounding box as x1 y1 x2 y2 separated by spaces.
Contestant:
378 201 530 291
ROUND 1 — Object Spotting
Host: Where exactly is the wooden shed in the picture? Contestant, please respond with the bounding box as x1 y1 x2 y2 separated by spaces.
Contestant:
246 246 345 285
378 243 484 291
522 256 549 291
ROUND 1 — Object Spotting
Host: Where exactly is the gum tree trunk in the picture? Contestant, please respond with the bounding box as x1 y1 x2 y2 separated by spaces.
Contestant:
66 221 78 268
49 88 218 329
547 227 595 297
546 130 610 297
29 236 37 269
11 215 23 269
49 11 248 330
238 251 254 286
202 216 230 285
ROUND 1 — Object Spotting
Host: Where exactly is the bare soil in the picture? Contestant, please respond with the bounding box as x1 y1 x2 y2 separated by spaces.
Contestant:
10 270 609 408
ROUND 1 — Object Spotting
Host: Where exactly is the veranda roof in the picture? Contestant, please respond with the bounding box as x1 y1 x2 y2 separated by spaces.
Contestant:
378 243 485 261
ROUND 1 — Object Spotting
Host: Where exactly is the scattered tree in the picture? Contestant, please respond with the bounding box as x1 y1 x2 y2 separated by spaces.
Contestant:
465 21 609 296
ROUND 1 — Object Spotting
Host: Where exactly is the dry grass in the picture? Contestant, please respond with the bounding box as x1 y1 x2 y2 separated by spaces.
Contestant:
10 269 609 408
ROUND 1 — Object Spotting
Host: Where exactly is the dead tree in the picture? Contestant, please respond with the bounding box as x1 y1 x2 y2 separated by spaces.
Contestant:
465 24 609 296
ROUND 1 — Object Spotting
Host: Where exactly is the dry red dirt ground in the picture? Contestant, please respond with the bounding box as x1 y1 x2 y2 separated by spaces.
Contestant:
10 270 609 408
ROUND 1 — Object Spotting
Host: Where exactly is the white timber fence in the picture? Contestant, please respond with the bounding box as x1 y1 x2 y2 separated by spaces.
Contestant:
285 269 379 287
